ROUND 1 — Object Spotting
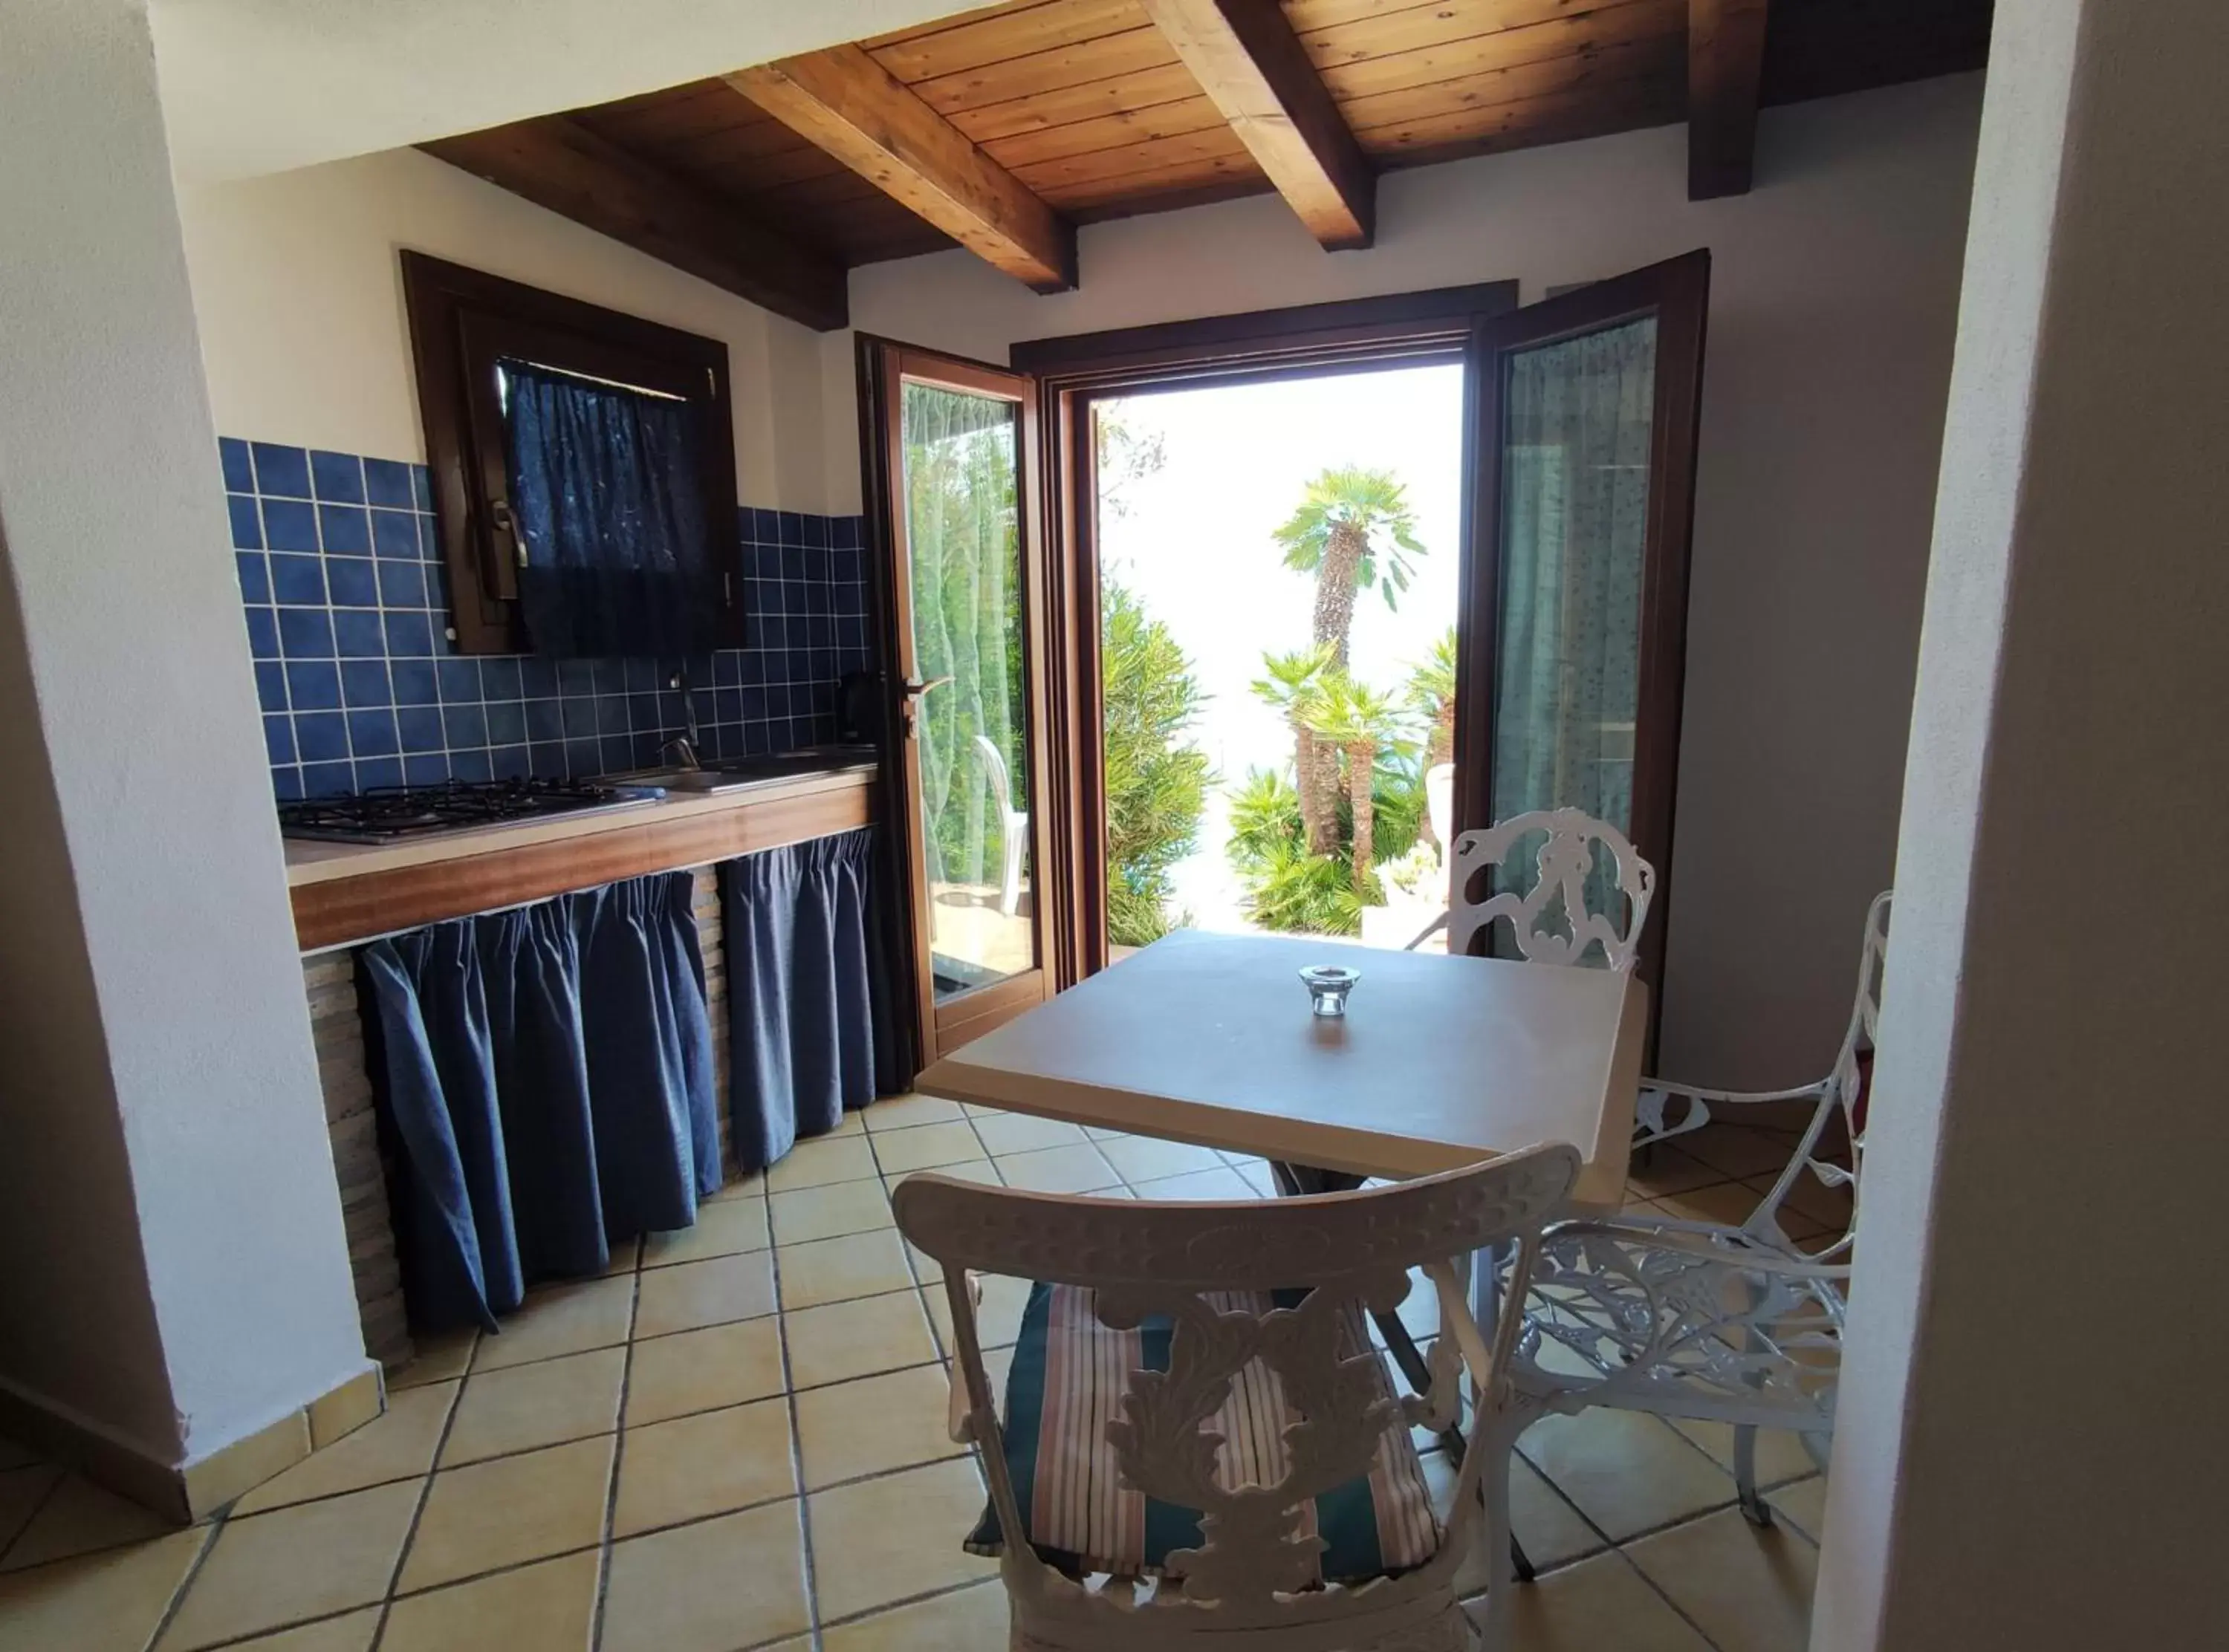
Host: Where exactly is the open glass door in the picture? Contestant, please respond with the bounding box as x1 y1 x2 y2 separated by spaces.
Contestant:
1455 251 1710 992
860 341 1053 1065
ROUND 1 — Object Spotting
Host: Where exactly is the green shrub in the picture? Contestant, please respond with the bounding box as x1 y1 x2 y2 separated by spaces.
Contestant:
1102 582 1210 946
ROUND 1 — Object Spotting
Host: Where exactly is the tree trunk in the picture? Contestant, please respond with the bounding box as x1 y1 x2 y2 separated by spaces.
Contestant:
1291 721 1324 851
1305 729 1342 856
1311 521 1368 668
1346 738 1377 894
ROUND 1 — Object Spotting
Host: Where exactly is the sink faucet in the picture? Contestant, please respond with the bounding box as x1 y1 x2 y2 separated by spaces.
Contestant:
662 663 704 770
659 735 701 770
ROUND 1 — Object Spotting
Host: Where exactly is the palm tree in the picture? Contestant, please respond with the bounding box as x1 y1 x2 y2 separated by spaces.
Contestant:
1272 468 1427 669
1305 674 1407 895
1250 643 1340 855
1406 626 1459 769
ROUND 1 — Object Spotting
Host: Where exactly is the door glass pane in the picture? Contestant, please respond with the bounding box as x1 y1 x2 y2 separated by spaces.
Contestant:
900 380 1035 1002
1490 316 1656 917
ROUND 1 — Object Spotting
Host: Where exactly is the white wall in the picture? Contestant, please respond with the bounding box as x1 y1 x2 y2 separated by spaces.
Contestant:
1817 0 2229 1644
0 0 368 1463
179 146 840 513
841 77 1983 1084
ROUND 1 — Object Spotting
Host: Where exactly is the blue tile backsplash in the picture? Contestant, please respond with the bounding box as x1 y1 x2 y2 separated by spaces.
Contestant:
223 438 873 801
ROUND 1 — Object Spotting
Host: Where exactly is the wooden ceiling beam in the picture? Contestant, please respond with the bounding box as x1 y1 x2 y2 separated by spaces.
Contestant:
725 45 1077 293
419 117 848 331
1141 0 1375 250
1687 0 1771 198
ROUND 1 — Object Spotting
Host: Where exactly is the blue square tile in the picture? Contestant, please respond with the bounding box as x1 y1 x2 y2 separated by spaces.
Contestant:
372 509 420 560
562 699 601 739
739 686 767 725
713 650 742 687
278 608 334 660
559 738 600 777
392 660 439 706
597 697 632 736
437 659 481 703
624 693 661 733
263 498 319 553
418 515 442 561
365 458 416 509
520 658 559 700
377 560 428 610
236 552 271 605
293 710 348 762
736 651 764 686
227 494 263 550
658 690 685 727
835 516 863 550
778 511 805 545
302 761 355 799
398 706 447 755
448 748 492 783
384 611 435 658
405 752 452 787
269 553 325 605
263 715 296 765
479 657 524 701
251 443 311 498
319 504 372 556
411 465 434 511
528 741 567 779
490 744 533 781
556 659 597 696
803 514 828 549
334 610 386 658
485 700 527 745
714 687 741 725
526 700 565 743
355 757 404 791
311 451 365 504
271 765 305 802
599 734 640 773
220 437 254 493
253 660 288 714
245 607 280 660
285 660 342 711
341 660 392 707
444 703 487 749
743 722 773 758
346 708 398 758
620 657 657 694
325 558 380 608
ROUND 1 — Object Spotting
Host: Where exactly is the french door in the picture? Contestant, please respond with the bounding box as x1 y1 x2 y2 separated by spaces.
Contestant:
1454 250 1711 992
859 339 1057 1068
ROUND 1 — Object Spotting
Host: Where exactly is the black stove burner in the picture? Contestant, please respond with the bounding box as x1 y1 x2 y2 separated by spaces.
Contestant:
278 778 649 844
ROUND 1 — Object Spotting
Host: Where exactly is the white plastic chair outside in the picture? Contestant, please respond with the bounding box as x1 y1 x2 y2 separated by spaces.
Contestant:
1510 892 1890 1523
892 1146 1582 1652
1447 807 1655 970
975 732 1030 917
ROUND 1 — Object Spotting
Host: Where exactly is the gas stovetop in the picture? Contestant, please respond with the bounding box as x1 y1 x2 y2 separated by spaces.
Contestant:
277 778 655 845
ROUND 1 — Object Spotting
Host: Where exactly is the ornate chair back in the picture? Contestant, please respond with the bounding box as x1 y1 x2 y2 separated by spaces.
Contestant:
892 1145 1580 1649
1447 808 1655 970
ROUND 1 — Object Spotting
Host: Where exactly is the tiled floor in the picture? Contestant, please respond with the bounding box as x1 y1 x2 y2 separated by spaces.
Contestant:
0 1105 1833 1651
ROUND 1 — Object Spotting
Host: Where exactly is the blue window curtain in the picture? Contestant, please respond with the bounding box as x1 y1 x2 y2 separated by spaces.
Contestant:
724 827 903 1171
360 871 720 1333
501 359 721 658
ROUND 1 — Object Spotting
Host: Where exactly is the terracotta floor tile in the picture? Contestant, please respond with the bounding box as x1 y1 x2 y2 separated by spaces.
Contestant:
1679 1126 1803 1181
1462 1549 1713 1651
624 1318 786 1428
0 1445 38 1476
903 1237 945 1284
1421 1451 1604 1593
1745 1171 1853 1233
1649 1181 1768 1228
1625 1144 1735 1198
863 1093 967 1132
1768 1475 1829 1544
471 1275 635 1373
778 1229 916 1310
439 1347 623 1466
0 1466 60 1558
785 1292 941 1390
820 1581 1009 1650
887 1160 1002 1194
867 1122 985 1175
378 1550 597 1652
1669 1420 1824 1489
601 1501 811 1652
643 1197 771 1269
1517 1411 1735 1541
387 1330 476 1391
769 1179 895 1246
0 1526 207 1652
163 1480 418 1649
602 1236 642 1276
1094 1135 1226 1185
970 1113 1084 1157
1626 1506 1818 1652
766 1136 879 1193
613 1397 795 1536
0 1474 174 1570
794 1365 966 1490
807 1457 996 1622
218 1605 380 1649
1129 1165 1258 1201
923 1273 1034 1355
991 1144 1122 1194
1227 1156 1279 1196
634 1251 776 1339
396 1436 611 1595
236 1382 457 1515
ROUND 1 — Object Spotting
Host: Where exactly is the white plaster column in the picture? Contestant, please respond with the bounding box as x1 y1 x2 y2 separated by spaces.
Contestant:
1815 0 2229 1645
0 0 369 1480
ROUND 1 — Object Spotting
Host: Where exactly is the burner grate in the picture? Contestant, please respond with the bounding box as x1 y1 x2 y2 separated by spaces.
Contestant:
278 778 646 843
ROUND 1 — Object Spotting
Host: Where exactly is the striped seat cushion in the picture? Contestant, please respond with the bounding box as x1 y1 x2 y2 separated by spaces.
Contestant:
965 1282 1441 1584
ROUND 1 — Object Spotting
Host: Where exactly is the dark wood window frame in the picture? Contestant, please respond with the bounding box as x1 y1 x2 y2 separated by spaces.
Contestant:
399 251 744 657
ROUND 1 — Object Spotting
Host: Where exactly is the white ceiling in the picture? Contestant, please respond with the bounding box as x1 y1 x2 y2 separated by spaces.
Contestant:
150 0 977 183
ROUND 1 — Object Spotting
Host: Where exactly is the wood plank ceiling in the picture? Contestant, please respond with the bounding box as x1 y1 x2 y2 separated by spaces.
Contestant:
424 0 1992 330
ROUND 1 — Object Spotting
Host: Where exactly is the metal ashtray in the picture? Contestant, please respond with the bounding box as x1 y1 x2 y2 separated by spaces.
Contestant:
1299 964 1361 1017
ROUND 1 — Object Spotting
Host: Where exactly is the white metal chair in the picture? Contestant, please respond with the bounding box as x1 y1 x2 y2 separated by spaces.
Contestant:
892 1145 1582 1652
975 732 1031 917
1508 892 1890 1523
1447 807 1655 970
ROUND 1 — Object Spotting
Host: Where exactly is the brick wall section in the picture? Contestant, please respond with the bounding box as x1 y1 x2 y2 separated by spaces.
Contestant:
306 865 734 1372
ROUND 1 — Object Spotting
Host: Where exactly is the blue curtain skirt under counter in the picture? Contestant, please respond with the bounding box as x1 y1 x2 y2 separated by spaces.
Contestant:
362 871 720 1333
724 825 903 1173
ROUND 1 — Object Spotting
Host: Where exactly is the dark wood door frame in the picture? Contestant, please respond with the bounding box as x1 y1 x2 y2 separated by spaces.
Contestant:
1011 282 1521 983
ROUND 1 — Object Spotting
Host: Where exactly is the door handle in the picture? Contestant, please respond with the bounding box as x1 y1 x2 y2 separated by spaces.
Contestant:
903 675 954 699
899 675 952 737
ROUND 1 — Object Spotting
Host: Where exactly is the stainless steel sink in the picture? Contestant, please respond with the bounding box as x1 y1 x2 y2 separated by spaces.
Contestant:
600 748 877 796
